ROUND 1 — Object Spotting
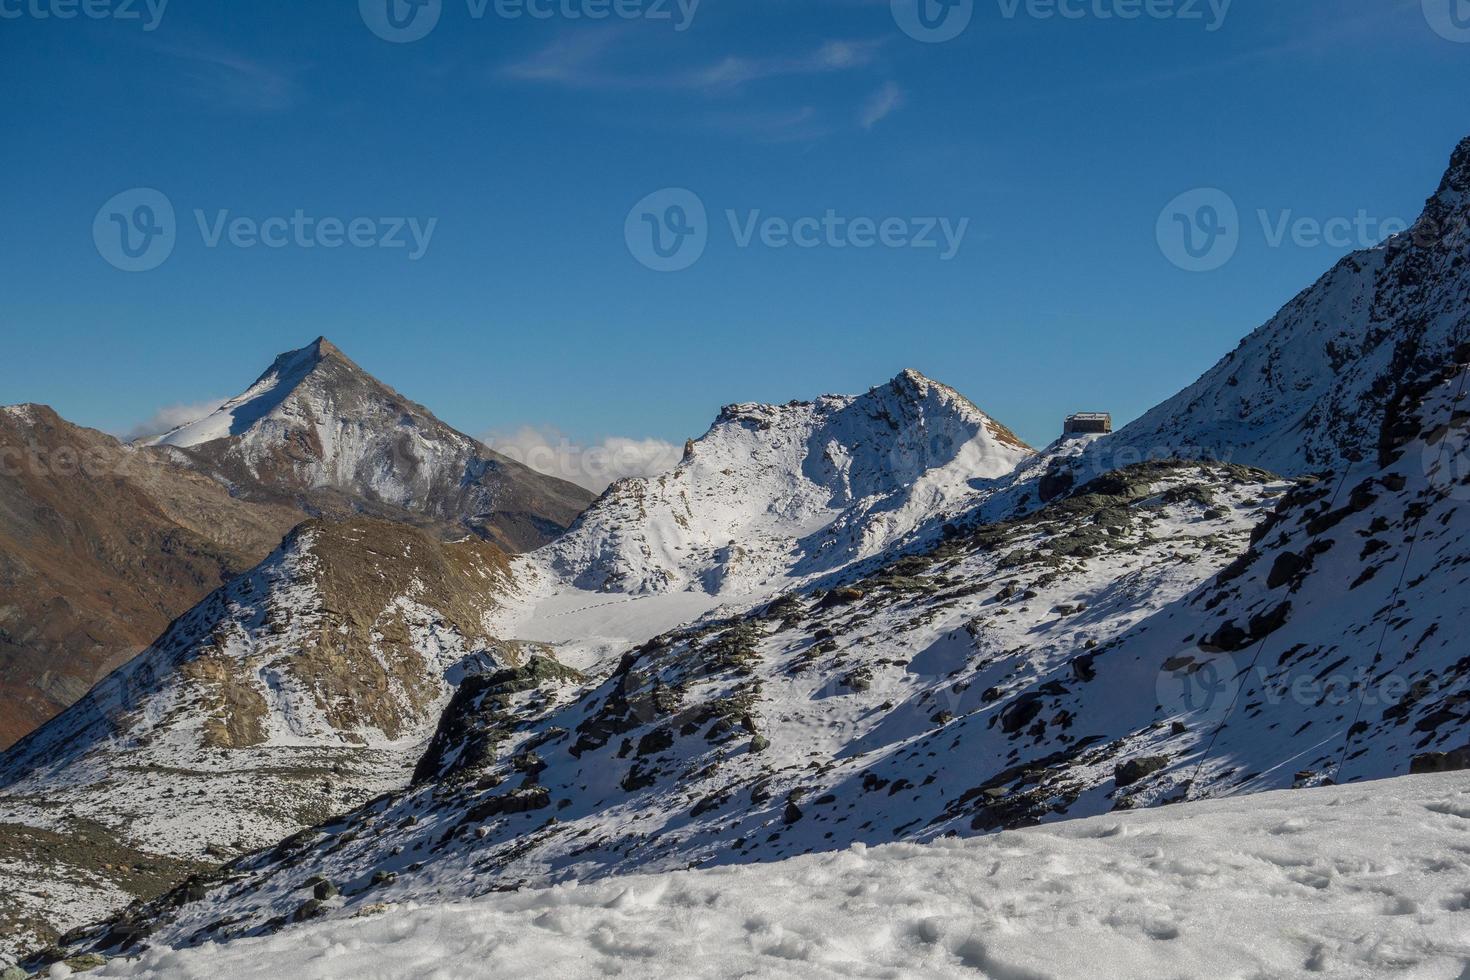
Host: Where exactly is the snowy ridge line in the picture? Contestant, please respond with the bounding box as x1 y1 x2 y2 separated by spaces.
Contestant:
1334 357 1470 781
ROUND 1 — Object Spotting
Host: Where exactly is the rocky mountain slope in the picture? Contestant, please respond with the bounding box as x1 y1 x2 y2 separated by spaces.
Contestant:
146 338 595 554
13 136 1470 974
0 339 596 753
0 405 301 749
1109 136 1470 475
54 458 1289 956
0 518 520 961
52 340 1470 962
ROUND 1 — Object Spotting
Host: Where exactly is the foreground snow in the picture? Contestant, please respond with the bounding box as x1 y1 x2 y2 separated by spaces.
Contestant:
95 773 1470 979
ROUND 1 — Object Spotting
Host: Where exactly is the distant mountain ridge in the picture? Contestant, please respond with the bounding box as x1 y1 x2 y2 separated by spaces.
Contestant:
0 404 301 748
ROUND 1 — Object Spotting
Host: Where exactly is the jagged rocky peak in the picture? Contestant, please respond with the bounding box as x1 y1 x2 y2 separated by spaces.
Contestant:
688 367 1029 488
141 337 595 552
1436 134 1470 197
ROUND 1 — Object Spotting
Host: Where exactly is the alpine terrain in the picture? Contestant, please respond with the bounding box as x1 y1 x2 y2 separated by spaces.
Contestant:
0 340 595 753
4 135 1470 976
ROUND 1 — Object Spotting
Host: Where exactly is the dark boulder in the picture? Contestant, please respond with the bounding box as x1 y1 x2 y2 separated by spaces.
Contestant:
1115 756 1170 788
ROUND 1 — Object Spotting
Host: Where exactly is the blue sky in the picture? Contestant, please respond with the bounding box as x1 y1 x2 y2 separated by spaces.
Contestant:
3 0 1469 455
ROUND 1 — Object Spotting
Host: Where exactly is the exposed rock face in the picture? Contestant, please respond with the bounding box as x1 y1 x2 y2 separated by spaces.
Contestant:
146 338 595 553
0 518 517 960
0 405 301 748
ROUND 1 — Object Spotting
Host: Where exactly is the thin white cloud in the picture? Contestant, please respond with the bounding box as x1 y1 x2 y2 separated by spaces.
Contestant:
145 37 300 112
123 398 226 441
705 106 833 144
499 31 623 86
481 425 683 493
691 39 885 89
501 34 885 93
860 81 904 130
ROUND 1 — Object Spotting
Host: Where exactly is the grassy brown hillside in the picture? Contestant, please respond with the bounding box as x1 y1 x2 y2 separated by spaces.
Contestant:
0 405 301 748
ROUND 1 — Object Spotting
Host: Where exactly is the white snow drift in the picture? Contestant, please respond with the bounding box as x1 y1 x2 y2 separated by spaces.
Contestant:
92 773 1470 980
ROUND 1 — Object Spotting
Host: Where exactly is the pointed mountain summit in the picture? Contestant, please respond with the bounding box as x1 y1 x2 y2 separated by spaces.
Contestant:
146 337 353 449
148 338 595 552
1110 134 1470 475
540 369 1032 595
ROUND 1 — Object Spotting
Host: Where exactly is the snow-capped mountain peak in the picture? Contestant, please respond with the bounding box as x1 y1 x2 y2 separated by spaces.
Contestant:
146 337 345 449
538 370 1033 596
137 338 594 552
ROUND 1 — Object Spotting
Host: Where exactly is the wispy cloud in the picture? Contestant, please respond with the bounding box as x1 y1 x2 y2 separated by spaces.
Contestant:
480 425 683 493
499 31 624 87
123 398 225 441
690 39 885 90
860 81 904 129
499 32 889 143
501 32 886 94
145 37 301 112
704 105 834 144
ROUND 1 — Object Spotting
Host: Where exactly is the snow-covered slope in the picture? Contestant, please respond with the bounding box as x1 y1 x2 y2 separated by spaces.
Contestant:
58 459 1289 956
0 519 519 962
1108 135 1470 475
539 369 1033 596
146 338 595 553
17 136 1470 977
76 772 1470 979
62 338 1470 959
